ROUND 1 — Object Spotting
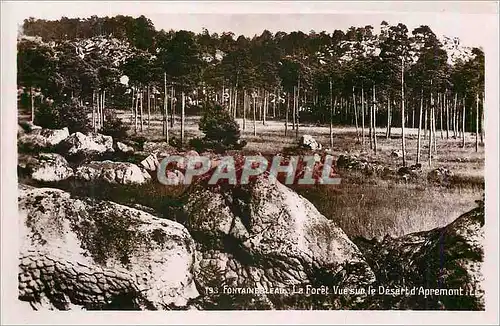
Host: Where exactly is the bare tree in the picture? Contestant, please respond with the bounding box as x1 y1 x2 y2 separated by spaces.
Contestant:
373 85 378 154
416 90 424 164
181 91 185 144
401 57 406 167
462 97 466 147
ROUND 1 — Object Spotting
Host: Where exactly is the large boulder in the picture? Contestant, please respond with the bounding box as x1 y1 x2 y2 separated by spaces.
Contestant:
18 185 199 310
300 134 322 150
183 176 376 309
354 201 485 310
75 161 151 185
58 132 114 157
18 153 74 182
18 127 70 151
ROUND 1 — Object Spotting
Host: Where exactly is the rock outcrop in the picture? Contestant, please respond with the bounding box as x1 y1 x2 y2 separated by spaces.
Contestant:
18 153 74 182
58 132 114 157
18 127 70 151
183 175 376 309
75 161 151 185
18 185 199 310
354 201 485 310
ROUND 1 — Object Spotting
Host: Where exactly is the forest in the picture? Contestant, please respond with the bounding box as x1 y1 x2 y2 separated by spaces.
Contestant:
18 15 485 165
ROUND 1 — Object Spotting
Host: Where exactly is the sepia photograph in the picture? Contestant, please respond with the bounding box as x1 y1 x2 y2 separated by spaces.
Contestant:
1 1 499 325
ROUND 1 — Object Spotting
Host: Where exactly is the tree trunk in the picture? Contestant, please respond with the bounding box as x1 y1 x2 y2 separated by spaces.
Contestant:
170 87 175 128
92 90 97 132
462 97 466 147
361 86 365 147
292 86 296 131
30 87 35 122
373 85 377 154
273 89 277 118
475 92 479 152
147 86 151 130
234 88 238 119
352 87 359 143
139 89 143 132
445 92 449 139
330 96 336 149
424 104 428 139
439 93 444 139
164 73 169 142
481 92 484 144
412 103 415 129
428 92 433 166
130 87 135 126
285 92 289 136
416 90 423 164
433 99 437 154
181 91 185 145
134 90 139 133
243 90 247 131
386 96 391 138
263 90 267 125
102 90 106 124
296 77 300 140
369 90 373 150
253 95 257 137
453 93 458 138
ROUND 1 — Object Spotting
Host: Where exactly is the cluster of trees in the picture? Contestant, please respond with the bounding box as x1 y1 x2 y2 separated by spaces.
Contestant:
18 16 484 165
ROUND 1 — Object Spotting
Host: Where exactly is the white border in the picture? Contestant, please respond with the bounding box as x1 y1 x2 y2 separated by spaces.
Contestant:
1 1 499 325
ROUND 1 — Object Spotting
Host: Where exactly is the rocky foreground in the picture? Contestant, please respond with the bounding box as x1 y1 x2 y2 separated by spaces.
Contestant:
17 125 485 310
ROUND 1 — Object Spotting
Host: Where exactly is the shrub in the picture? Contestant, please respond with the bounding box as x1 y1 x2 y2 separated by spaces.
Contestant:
34 99 92 134
102 111 129 141
33 101 60 129
199 102 244 151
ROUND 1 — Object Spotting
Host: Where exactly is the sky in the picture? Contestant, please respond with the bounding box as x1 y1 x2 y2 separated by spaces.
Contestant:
146 12 489 48
8 1 499 49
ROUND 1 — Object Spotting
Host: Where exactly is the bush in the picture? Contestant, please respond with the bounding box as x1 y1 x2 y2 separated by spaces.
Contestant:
102 111 129 141
34 101 60 129
34 99 92 134
199 102 244 151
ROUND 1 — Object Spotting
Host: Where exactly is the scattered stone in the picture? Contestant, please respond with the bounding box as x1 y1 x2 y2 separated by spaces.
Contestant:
58 132 114 156
300 134 322 150
75 161 151 185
